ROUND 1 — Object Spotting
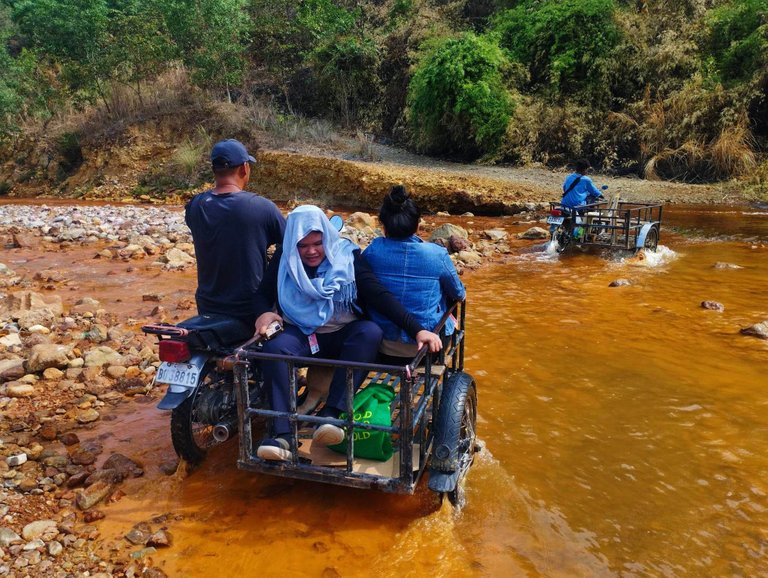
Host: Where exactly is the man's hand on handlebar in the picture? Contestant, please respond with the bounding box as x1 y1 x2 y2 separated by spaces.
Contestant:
255 312 283 337
416 330 442 353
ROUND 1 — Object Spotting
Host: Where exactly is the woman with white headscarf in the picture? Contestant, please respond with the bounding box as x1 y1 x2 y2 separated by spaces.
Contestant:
253 205 441 461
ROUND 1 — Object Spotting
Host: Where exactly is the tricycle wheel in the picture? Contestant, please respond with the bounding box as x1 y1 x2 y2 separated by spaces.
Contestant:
643 224 659 252
428 372 478 508
170 364 233 465
445 383 477 507
555 227 572 253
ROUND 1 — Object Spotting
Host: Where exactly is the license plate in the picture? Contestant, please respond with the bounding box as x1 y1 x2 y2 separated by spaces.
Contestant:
155 362 200 387
547 216 564 225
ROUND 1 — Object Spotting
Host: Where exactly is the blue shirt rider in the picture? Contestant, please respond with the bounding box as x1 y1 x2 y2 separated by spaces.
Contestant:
561 159 604 209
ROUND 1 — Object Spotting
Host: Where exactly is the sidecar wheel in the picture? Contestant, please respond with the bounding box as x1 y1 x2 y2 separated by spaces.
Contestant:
170 364 231 465
429 372 478 508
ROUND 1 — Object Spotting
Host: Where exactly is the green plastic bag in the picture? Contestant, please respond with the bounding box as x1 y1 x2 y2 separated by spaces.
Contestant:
328 382 395 461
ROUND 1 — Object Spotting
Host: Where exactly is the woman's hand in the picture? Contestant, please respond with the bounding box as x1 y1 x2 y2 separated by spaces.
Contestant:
255 312 283 336
416 330 442 353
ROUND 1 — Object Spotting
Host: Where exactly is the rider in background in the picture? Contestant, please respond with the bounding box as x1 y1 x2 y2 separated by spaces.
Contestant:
363 185 465 363
561 159 604 209
185 139 285 328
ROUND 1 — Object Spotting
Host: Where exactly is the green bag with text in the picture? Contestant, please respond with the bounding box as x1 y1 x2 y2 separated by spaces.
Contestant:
328 382 395 461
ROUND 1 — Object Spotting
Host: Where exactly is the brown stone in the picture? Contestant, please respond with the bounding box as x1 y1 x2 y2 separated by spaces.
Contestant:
103 453 144 478
38 422 57 441
70 449 98 466
75 480 115 510
125 522 152 545
147 529 172 548
83 510 105 523
59 432 80 446
66 471 90 488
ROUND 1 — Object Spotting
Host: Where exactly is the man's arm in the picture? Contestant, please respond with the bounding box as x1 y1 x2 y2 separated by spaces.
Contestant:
253 245 281 321
584 176 603 197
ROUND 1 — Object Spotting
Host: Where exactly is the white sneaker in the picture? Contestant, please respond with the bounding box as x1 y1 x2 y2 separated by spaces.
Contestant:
256 437 292 461
313 424 345 446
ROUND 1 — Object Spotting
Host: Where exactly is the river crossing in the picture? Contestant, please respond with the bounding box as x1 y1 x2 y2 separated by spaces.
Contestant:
2 201 767 576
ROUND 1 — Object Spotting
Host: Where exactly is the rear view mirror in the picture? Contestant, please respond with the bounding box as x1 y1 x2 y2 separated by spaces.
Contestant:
329 215 344 231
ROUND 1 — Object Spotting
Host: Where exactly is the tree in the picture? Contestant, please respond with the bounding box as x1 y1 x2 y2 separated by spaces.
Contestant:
103 0 177 105
704 0 767 85
407 32 513 158
160 0 250 100
492 0 622 103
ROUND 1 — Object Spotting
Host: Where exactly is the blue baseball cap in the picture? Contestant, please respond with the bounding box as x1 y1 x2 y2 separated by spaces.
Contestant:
210 139 257 169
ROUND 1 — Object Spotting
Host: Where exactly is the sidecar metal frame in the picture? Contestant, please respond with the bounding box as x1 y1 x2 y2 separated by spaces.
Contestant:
549 200 663 252
232 301 471 495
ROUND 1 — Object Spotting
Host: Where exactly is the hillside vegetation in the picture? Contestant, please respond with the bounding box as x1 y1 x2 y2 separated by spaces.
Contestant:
0 0 766 199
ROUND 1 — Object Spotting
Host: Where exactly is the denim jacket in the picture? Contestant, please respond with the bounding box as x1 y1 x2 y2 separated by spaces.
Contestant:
362 235 465 344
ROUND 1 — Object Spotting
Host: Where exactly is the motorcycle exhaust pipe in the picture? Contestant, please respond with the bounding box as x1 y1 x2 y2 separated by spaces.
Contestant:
212 418 238 443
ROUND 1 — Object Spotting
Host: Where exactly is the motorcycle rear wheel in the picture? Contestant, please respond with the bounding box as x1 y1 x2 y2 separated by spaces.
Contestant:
170 364 232 465
555 226 572 253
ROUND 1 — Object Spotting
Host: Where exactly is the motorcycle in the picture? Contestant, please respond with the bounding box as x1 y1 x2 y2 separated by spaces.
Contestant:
141 315 282 464
142 216 344 465
547 185 609 253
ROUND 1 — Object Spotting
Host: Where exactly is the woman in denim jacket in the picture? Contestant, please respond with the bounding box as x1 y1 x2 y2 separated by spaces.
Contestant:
363 185 466 361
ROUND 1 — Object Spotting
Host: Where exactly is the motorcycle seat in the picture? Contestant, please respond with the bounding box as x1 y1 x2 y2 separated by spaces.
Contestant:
177 314 254 349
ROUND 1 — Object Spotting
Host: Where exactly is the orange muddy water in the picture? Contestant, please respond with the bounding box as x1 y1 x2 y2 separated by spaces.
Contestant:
8 203 768 577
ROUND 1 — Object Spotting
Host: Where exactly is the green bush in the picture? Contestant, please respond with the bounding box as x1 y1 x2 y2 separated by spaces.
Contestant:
492 0 622 103
704 0 768 85
407 32 513 158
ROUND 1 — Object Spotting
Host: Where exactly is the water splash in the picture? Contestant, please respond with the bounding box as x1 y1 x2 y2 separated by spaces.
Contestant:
628 245 678 268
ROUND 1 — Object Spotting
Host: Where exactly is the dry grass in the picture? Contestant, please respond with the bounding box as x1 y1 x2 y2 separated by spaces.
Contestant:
710 122 757 178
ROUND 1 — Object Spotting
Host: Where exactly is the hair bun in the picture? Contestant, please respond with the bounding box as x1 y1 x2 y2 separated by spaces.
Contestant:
389 185 409 206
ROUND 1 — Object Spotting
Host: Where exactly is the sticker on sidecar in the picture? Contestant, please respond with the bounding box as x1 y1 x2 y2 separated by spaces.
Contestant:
546 216 564 225
155 362 200 387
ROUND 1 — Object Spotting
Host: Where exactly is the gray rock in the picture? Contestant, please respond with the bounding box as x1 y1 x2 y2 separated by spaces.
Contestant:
483 229 508 241
2 291 63 329
519 226 550 240
0 527 22 547
75 480 115 510
6 453 27 466
609 279 632 287
0 333 22 348
457 250 482 265
701 301 724 312
345 212 377 230
47 541 63 556
740 321 768 340
147 529 172 547
84 346 123 367
713 262 743 270
70 297 101 315
130 546 157 560
76 409 100 424
6 383 35 398
163 248 195 269
429 223 468 245
21 520 57 541
25 344 72 372
0 358 25 382
125 522 152 545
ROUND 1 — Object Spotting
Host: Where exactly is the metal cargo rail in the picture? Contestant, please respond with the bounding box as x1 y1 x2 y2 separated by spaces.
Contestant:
231 302 467 495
